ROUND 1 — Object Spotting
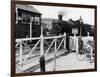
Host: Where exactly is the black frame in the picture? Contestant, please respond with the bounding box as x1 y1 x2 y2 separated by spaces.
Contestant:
11 0 97 77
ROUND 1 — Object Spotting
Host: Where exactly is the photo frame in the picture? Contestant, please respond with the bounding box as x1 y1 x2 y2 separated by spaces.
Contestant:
11 0 97 77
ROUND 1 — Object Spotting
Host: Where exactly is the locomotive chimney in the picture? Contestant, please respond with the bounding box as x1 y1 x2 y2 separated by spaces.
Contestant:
58 14 63 21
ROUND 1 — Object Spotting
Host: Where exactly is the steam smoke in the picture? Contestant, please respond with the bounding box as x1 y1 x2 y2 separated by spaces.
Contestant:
58 10 66 16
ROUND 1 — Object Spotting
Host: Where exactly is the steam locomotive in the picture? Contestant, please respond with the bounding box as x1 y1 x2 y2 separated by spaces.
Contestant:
50 15 94 36
49 14 94 51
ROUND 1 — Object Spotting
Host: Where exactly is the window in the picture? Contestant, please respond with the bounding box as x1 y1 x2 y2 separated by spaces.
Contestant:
18 12 22 23
34 16 40 25
22 13 31 23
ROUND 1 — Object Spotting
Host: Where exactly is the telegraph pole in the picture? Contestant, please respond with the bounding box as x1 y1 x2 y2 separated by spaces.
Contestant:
80 16 83 37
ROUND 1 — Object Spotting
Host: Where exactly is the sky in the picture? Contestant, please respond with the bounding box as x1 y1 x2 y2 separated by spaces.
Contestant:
31 5 95 25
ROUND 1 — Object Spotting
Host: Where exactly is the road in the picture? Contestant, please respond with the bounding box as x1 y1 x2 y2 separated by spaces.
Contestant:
16 50 94 73
35 52 94 72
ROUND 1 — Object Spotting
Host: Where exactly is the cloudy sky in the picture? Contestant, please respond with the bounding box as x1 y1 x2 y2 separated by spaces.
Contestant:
31 5 95 25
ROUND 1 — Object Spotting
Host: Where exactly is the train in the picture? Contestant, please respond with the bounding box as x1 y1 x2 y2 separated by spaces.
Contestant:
49 15 94 36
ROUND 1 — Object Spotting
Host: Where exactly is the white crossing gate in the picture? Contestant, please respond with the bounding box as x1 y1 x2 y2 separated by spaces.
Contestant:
15 33 66 72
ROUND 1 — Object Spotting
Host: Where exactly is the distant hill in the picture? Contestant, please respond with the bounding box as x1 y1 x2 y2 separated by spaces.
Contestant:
41 18 57 29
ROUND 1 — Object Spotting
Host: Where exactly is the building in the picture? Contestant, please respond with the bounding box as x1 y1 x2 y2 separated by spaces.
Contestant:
16 4 42 38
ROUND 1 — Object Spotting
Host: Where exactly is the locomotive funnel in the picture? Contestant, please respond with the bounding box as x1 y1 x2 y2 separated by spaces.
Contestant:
58 14 63 21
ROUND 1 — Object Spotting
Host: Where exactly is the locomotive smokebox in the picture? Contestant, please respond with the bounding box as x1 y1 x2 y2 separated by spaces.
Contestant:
58 14 63 21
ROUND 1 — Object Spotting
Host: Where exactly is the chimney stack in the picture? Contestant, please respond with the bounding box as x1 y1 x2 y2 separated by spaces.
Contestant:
58 15 63 21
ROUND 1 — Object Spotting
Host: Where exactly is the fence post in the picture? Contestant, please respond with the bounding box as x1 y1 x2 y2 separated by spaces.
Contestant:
16 8 18 24
19 40 23 72
76 36 78 53
40 26 44 56
40 26 45 72
90 48 93 63
64 33 66 52
30 17 33 40
74 33 78 52
53 38 57 71
87 32 89 37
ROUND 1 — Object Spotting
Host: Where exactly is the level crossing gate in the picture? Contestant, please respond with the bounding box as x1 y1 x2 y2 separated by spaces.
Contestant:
16 32 67 72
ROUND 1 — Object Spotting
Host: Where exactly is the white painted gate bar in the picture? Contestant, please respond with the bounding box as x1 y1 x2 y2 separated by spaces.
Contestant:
44 40 54 52
23 40 40 63
44 39 55 56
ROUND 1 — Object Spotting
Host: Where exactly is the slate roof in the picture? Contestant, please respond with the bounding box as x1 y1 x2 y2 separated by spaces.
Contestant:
16 4 41 14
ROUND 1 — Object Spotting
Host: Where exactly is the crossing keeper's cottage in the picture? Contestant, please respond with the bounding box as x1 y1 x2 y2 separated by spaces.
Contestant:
16 4 42 38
